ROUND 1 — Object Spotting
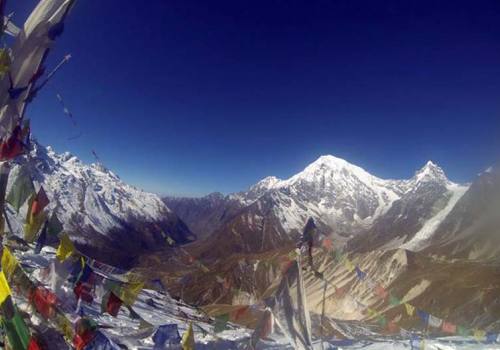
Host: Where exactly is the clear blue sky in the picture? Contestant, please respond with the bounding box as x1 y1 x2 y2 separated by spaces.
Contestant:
10 0 500 196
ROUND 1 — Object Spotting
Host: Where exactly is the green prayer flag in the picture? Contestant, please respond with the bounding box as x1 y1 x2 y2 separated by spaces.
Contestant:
377 314 387 327
214 314 229 333
2 308 31 350
458 325 470 336
6 168 35 212
47 212 63 236
389 294 401 306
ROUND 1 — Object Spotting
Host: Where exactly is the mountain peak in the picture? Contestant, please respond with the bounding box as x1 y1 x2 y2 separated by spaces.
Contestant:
413 160 449 184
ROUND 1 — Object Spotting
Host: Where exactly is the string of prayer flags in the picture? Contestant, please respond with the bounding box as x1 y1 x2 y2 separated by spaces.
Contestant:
6 166 35 212
181 322 195 350
56 233 76 261
153 324 181 347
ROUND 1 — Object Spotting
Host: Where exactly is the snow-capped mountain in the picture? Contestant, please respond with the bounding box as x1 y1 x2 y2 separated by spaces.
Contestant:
167 155 467 259
7 142 194 265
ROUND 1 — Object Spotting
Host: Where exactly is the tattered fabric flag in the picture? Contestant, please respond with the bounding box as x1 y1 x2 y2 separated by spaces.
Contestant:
101 291 122 317
56 233 76 261
441 321 456 334
104 279 144 307
73 318 98 350
457 325 470 336
0 48 10 75
30 286 57 319
47 211 63 237
405 303 415 316
389 294 401 306
486 332 498 344
24 188 49 242
474 329 486 342
355 266 366 280
250 308 274 348
30 186 49 217
233 306 250 322
0 125 24 160
344 258 355 272
0 271 32 350
152 324 182 347
387 321 399 333
6 166 35 212
74 281 94 304
377 314 387 327
181 322 195 350
2 247 20 280
416 310 429 326
214 314 229 333
82 330 121 350
24 209 47 243
428 314 442 328
374 284 388 300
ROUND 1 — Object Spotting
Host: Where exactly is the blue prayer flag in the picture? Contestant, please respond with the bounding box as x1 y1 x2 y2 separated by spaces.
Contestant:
152 324 181 348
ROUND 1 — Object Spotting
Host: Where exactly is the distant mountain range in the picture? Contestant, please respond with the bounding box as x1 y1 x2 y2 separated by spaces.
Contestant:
164 155 469 259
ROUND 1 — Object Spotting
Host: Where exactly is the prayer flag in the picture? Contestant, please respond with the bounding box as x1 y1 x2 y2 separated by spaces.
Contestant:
457 326 470 336
441 321 456 334
474 329 486 342
355 266 366 280
405 303 415 316
416 310 429 326
181 322 195 350
56 233 76 261
375 284 388 300
2 247 19 280
214 314 229 333
389 294 401 306
428 314 442 328
6 167 35 212
344 258 355 272
153 324 181 347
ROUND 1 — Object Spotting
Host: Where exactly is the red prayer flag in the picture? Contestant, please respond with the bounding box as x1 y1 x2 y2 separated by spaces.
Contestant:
74 282 93 303
31 187 50 217
234 306 249 321
322 238 333 251
442 321 457 334
375 284 388 300
106 292 123 317
0 126 24 160
27 338 42 350
31 286 57 319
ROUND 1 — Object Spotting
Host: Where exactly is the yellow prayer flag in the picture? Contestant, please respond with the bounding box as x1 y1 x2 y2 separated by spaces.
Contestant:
367 308 378 318
1 247 19 280
344 258 355 272
404 303 415 316
0 271 12 304
24 211 47 243
120 282 144 306
182 322 195 350
474 329 486 342
56 233 75 261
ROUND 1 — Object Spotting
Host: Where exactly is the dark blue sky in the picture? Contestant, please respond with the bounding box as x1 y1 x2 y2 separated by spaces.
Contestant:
10 1 500 196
